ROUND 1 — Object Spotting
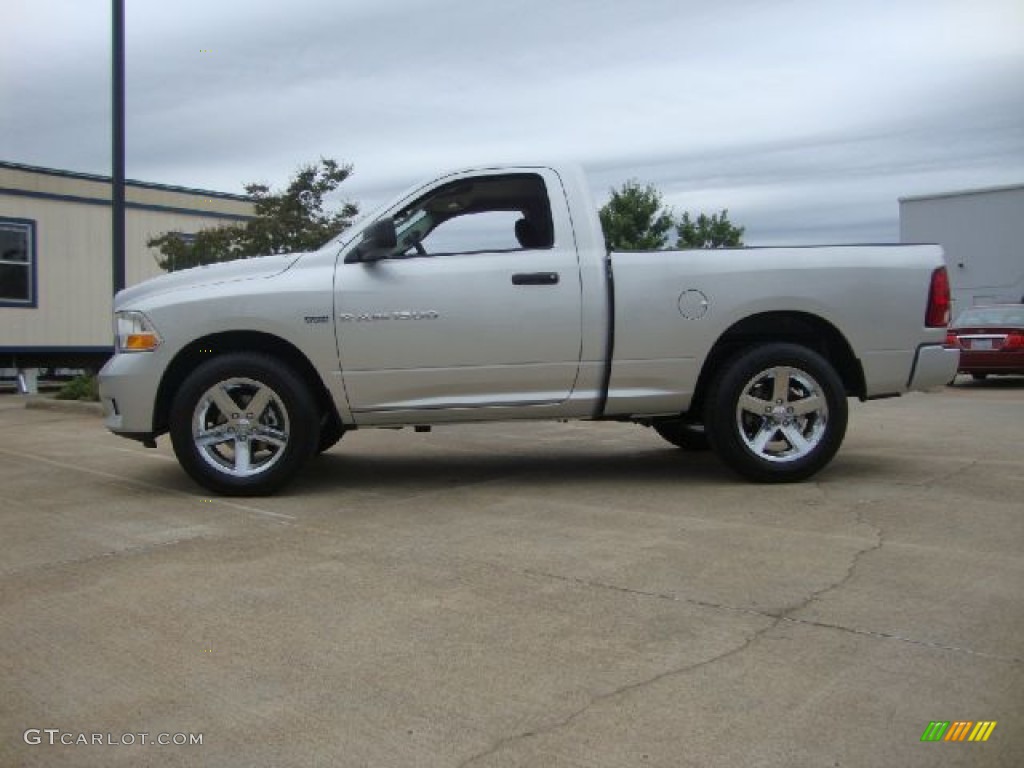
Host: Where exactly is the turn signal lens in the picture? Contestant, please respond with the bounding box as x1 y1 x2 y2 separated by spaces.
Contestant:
115 311 162 353
124 333 160 351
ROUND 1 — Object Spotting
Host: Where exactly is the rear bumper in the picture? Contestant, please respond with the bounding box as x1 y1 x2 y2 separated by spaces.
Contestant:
957 349 1024 374
907 344 959 390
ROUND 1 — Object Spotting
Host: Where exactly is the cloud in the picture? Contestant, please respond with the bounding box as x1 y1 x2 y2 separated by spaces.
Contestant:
3 0 1022 243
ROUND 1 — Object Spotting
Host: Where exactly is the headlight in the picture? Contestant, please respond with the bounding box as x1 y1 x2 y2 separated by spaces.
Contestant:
115 311 162 353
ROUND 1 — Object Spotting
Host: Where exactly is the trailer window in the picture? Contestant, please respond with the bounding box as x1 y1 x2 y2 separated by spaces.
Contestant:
0 218 35 307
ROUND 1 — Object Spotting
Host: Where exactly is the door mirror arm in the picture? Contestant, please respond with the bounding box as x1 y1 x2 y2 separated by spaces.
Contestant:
344 217 397 264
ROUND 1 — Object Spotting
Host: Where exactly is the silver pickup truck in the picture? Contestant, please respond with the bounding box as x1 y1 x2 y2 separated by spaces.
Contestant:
99 163 958 495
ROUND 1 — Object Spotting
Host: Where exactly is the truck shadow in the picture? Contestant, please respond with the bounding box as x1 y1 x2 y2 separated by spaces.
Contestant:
119 447 890 499
292 448 886 497
299 447 727 494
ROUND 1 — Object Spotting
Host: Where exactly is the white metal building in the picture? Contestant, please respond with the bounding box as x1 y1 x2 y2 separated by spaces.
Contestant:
900 184 1024 317
0 161 254 369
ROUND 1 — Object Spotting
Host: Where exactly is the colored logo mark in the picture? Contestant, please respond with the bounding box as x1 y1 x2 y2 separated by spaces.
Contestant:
921 721 997 742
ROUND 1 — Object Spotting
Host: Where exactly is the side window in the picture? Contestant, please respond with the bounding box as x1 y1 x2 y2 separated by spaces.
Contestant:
390 173 554 258
423 211 522 253
0 218 36 307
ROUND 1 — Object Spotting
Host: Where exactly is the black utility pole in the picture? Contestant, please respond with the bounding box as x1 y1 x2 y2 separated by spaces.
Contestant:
112 0 126 294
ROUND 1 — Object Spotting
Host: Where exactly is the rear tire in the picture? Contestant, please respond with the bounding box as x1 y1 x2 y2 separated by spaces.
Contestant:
652 421 710 451
704 343 847 483
169 353 318 496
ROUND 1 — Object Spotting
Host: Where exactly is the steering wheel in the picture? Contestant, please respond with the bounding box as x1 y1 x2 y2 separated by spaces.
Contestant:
402 232 428 257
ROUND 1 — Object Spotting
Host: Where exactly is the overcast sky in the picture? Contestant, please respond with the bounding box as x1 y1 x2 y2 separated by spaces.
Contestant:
4 0 1023 244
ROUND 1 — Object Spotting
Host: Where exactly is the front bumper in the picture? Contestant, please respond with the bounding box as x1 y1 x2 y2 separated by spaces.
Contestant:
98 350 167 438
907 344 960 390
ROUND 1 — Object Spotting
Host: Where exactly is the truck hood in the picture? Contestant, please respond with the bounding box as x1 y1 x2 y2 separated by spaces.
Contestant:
114 253 304 310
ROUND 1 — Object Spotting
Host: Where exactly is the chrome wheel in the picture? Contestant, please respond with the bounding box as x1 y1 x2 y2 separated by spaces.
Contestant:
171 353 318 495
735 366 828 463
192 377 291 478
704 343 847 483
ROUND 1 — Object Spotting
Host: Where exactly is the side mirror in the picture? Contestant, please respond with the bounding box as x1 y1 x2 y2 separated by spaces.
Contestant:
345 217 398 263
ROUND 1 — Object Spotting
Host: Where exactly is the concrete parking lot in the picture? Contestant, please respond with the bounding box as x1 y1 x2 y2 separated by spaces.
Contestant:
1 381 1022 767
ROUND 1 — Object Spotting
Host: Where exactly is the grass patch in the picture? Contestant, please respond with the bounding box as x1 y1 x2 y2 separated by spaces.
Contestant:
55 374 100 402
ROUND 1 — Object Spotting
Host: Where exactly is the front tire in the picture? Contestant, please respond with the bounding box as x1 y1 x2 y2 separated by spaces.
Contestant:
169 353 318 496
704 343 848 483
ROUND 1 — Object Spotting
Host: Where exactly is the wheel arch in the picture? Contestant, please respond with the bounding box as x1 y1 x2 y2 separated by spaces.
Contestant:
153 331 340 435
688 311 865 419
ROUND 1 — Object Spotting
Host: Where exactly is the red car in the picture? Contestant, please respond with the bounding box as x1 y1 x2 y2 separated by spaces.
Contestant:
947 304 1024 380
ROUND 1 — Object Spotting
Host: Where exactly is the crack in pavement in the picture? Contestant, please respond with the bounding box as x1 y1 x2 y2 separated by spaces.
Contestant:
521 569 1020 664
456 614 779 768
457 498 1016 767
792 492 884 614
893 459 979 491
458 526 876 768
0 534 218 580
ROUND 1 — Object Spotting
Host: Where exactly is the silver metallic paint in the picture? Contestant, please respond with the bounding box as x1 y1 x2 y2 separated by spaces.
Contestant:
99 163 957 440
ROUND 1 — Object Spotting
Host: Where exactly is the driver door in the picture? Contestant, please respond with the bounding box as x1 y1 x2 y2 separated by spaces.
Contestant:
335 169 583 423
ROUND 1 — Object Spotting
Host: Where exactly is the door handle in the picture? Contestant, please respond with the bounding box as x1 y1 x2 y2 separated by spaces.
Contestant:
511 272 559 285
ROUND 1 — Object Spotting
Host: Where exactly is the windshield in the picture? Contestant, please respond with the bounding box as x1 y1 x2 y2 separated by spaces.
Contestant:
954 305 1024 327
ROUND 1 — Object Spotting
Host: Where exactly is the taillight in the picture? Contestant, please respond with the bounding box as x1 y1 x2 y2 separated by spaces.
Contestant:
945 332 959 348
1006 331 1024 349
926 267 951 328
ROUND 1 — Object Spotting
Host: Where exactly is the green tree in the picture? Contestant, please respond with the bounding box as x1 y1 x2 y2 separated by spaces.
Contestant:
676 209 744 249
149 158 359 271
599 180 675 250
